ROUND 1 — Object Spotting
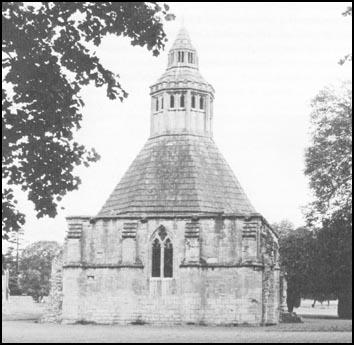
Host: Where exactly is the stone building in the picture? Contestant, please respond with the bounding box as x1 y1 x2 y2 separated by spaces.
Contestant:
59 28 281 325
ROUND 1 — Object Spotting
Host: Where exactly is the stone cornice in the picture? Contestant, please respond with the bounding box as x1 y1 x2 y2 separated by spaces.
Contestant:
66 215 91 220
91 212 264 223
63 263 144 269
150 81 214 96
179 262 265 269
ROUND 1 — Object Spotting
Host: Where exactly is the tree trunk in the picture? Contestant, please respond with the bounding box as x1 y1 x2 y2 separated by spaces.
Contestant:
338 289 352 319
286 288 301 312
287 300 294 313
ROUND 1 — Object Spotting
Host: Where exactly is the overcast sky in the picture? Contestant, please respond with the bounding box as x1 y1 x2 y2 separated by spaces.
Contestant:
9 2 352 248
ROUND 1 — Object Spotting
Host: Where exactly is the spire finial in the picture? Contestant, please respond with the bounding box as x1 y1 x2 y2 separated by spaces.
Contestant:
170 25 194 51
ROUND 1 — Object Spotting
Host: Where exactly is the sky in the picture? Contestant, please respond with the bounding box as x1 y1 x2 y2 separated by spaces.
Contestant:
7 2 352 248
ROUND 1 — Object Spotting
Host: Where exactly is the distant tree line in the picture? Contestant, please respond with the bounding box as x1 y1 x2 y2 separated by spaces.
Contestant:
2 240 61 302
274 215 351 318
275 81 352 319
276 7 352 320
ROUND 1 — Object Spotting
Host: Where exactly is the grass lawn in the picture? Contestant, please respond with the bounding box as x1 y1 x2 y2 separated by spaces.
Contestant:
2 298 352 343
2 319 352 343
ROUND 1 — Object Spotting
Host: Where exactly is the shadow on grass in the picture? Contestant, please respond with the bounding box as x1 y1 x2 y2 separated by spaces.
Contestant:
300 314 342 320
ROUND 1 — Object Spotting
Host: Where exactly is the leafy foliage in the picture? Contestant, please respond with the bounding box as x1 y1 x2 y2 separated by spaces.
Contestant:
305 82 352 223
2 228 25 294
304 81 352 318
342 6 352 16
317 212 352 318
277 225 318 311
18 241 61 301
2 188 25 240
2 249 21 295
339 6 352 65
2 2 174 240
274 220 341 312
271 219 295 239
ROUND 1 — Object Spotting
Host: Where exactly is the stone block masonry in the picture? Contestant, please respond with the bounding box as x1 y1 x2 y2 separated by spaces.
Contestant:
55 215 280 326
45 27 282 327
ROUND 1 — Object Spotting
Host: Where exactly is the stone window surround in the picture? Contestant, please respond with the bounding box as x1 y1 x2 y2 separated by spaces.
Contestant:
168 50 196 67
151 226 173 278
177 51 185 63
153 95 165 113
191 92 205 110
153 92 207 113
149 277 174 281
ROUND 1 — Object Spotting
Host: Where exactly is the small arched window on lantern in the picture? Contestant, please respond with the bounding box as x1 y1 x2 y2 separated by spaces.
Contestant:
155 98 159 112
161 96 164 110
178 51 185 63
200 96 204 110
151 226 173 278
170 94 175 108
188 52 194 64
191 95 196 109
180 94 185 108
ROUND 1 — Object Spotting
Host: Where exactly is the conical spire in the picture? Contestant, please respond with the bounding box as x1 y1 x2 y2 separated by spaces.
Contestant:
95 26 258 219
149 26 214 138
170 27 195 51
166 27 199 70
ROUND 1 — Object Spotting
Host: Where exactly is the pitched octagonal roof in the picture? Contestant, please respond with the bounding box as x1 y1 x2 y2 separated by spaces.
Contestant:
96 134 256 218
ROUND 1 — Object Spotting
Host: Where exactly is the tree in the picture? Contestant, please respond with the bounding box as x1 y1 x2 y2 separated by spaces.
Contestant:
2 228 25 295
271 219 295 239
339 6 352 65
278 227 319 312
316 213 352 319
305 82 352 318
275 220 340 313
18 241 61 301
2 247 22 296
305 82 352 223
2 2 175 240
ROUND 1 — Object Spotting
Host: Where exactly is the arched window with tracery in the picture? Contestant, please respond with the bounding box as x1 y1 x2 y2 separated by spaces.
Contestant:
152 238 161 277
151 226 173 278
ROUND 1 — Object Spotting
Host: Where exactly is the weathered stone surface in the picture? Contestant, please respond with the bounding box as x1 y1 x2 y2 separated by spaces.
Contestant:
56 216 280 326
41 250 63 323
46 27 282 326
97 135 257 218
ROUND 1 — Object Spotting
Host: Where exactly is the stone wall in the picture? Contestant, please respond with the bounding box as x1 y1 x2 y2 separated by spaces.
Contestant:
41 250 63 323
58 215 280 325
